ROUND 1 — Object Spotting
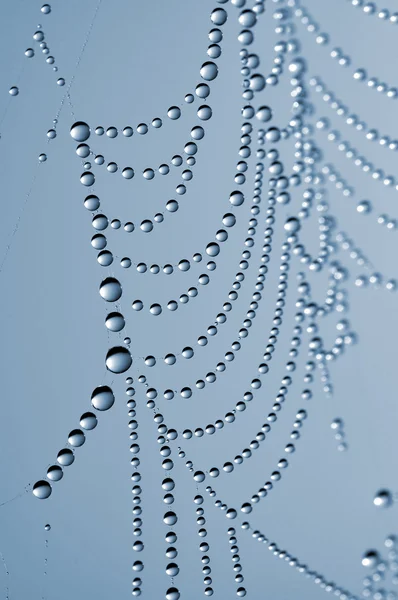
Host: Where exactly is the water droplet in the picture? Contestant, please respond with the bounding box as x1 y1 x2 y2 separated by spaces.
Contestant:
33 481 52 499
41 4 51 14
362 550 380 568
70 121 90 142
284 217 300 233
25 48 34 57
357 200 372 215
80 412 97 430
80 172 95 186
33 31 45 42
239 9 257 27
57 449 74 466
166 588 180 600
67 429 85 447
91 386 115 411
256 106 272 122
46 465 63 481
105 312 125 332
374 489 393 508
122 167 134 179
9 86 19 96
250 74 265 91
105 347 132 373
230 190 244 206
167 106 181 120
200 62 218 81
99 277 122 302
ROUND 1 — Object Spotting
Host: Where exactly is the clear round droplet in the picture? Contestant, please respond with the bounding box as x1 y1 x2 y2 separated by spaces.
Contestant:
33 480 52 499
200 62 218 81
91 385 115 411
99 277 122 302
80 412 97 430
105 346 132 374
70 121 90 142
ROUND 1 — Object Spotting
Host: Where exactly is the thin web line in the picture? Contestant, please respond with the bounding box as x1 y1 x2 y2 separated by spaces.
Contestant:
0 0 104 275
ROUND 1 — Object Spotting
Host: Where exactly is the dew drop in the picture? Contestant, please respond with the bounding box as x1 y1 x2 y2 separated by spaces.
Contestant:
91 386 115 411
374 489 393 508
33 481 52 499
99 277 122 302
200 62 218 81
80 412 97 430
105 346 132 374
70 121 90 142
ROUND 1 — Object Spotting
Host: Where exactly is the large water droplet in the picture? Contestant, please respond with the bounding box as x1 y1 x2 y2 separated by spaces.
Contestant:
105 312 125 332
91 386 115 411
47 465 63 481
68 429 85 447
70 121 90 142
230 190 244 206
99 277 122 302
80 412 97 430
33 480 52 499
105 347 132 373
57 449 74 466
80 172 95 186
200 62 218 81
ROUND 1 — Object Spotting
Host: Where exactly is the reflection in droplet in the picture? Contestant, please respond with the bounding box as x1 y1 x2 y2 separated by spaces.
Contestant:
91 386 115 411
70 121 90 142
80 172 95 186
105 312 125 332
99 277 122 302
200 62 218 81
68 429 85 447
106 346 132 373
80 412 97 430
46 465 63 481
57 449 74 466
33 480 52 499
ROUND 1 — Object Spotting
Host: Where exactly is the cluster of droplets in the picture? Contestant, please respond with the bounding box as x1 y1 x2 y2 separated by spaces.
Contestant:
361 535 398 599
336 231 397 292
227 528 247 597
290 0 398 99
32 386 112 498
245 521 360 599
346 0 398 25
316 119 398 192
8 6 67 100
193 497 215 597
331 418 348 452
128 376 144 597
309 76 398 154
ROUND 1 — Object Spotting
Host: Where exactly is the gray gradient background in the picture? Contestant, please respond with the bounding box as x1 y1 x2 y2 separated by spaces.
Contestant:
0 0 397 598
